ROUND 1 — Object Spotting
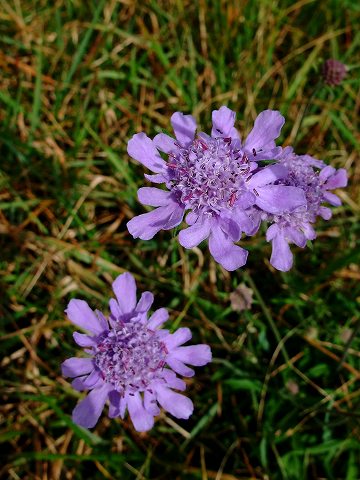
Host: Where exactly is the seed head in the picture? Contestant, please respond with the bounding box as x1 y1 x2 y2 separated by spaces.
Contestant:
322 59 347 86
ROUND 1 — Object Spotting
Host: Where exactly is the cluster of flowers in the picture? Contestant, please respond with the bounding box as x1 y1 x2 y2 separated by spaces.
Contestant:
127 106 347 272
63 105 347 433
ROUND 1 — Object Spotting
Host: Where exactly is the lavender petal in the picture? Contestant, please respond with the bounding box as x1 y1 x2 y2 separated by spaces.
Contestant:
255 185 306 214
148 308 169 330
62 357 94 378
137 187 173 207
323 191 342 206
65 299 105 335
144 390 161 416
247 164 288 188
127 133 166 173
171 112 197 147
153 133 177 153
72 383 110 429
135 292 154 313
127 203 184 240
245 110 285 152
161 369 187 391
171 344 212 366
155 385 194 419
108 391 121 418
324 168 347 189
211 106 240 141
208 225 248 271
112 272 137 314
73 332 98 348
178 217 211 248
164 327 192 350
270 233 293 272
127 392 154 432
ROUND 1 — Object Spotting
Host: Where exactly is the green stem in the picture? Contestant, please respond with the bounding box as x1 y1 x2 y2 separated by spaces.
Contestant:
243 272 290 363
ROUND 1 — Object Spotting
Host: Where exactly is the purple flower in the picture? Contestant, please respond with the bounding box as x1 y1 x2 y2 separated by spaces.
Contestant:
127 107 306 270
264 149 348 271
62 273 212 432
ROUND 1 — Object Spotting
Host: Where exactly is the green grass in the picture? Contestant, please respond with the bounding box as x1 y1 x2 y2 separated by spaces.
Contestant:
1 1 360 479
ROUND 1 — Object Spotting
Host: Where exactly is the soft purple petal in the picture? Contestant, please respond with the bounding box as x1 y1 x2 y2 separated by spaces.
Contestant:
247 164 288 188
137 187 172 207
127 203 184 240
161 370 186 391
319 165 336 182
319 206 332 220
71 376 88 392
185 211 199 226
94 310 108 331
171 112 197 146
127 392 154 432
211 106 240 141
323 168 347 189
155 329 170 340
285 227 306 248
62 357 94 378
249 146 283 161
230 208 257 236
71 370 103 391
255 185 306 214
270 234 293 272
198 132 211 141
119 395 128 418
127 133 166 173
245 110 285 152
144 173 167 183
109 298 121 319
73 332 98 348
144 390 160 416
112 272 137 314
234 192 256 210
219 216 241 242
178 218 211 248
153 133 177 153
65 299 105 335
323 191 342 206
135 292 154 313
72 383 110 429
148 308 169 330
108 391 121 418
171 344 212 366
266 223 280 241
155 385 194 419
161 203 185 229
246 209 262 236
208 225 248 271
164 327 192 350
166 356 195 376
80 370 103 389
127 208 168 240
302 223 317 240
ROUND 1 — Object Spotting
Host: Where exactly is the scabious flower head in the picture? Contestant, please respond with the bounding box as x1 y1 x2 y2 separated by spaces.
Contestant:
62 273 212 432
127 107 306 271
322 59 347 86
263 148 348 271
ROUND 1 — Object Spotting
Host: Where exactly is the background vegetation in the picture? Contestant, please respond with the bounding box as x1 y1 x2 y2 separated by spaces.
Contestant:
1 1 359 478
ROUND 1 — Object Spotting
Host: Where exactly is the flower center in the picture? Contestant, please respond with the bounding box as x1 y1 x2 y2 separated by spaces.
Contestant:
168 136 250 214
273 161 323 226
94 322 167 393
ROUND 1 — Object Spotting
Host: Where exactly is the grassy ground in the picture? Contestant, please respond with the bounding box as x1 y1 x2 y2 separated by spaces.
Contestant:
1 1 360 479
